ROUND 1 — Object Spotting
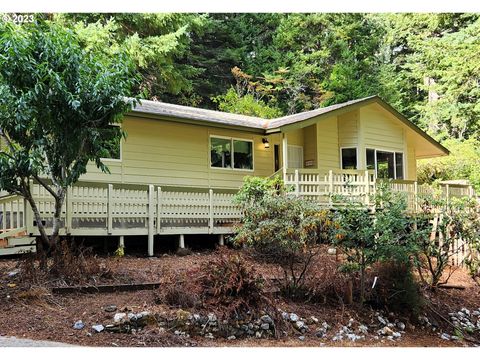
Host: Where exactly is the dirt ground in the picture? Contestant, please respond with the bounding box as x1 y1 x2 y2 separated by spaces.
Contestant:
0 248 479 347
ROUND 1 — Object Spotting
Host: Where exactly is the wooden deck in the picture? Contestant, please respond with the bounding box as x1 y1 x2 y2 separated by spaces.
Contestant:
0 169 477 257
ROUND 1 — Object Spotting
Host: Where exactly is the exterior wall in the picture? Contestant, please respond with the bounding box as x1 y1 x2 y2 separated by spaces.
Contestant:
361 104 404 152
303 124 317 168
338 110 359 149
80 116 278 190
316 116 340 173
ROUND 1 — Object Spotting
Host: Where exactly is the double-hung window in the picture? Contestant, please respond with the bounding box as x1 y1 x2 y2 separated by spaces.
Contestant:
210 136 253 170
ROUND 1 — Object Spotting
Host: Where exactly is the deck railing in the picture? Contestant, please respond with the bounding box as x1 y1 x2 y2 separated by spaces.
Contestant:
283 168 477 211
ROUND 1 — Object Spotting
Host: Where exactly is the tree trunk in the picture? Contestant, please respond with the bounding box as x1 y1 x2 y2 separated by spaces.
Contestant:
50 187 66 250
24 193 50 270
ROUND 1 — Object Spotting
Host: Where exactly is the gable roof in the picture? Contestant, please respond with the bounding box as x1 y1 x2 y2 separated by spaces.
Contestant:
130 95 449 156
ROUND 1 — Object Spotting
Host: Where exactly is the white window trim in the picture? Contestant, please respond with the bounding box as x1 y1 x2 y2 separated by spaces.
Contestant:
366 147 405 179
209 135 254 172
100 124 122 163
340 146 359 170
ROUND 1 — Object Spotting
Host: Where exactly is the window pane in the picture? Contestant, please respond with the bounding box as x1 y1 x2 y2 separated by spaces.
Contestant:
366 149 375 170
211 137 231 168
341 148 357 170
233 140 253 170
395 152 404 179
376 151 395 179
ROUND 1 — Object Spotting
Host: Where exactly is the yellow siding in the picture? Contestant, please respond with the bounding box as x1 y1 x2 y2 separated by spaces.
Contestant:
361 104 404 152
80 116 276 190
316 116 340 172
303 124 317 168
338 110 359 148
407 141 417 180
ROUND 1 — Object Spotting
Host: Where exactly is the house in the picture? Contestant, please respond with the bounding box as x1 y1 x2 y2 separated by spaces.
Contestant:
1 95 468 256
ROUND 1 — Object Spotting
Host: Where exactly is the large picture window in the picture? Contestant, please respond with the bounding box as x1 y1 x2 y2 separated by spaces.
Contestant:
210 136 253 170
366 148 404 179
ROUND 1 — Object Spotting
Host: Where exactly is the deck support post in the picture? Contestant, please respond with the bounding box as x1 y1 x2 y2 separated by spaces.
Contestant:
118 235 125 248
178 234 185 249
282 134 288 180
147 184 155 257
107 184 113 235
218 234 224 246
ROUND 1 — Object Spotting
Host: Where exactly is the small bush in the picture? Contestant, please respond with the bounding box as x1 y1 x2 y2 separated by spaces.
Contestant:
368 261 424 317
198 248 270 319
154 272 200 308
176 247 193 257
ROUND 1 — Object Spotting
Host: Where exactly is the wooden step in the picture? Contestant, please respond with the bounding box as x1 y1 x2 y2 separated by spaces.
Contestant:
7 236 36 247
0 245 36 256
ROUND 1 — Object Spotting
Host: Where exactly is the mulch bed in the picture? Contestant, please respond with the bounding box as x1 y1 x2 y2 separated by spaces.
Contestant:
0 246 478 347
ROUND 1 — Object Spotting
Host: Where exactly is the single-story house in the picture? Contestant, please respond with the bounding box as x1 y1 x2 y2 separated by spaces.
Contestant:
0 95 454 255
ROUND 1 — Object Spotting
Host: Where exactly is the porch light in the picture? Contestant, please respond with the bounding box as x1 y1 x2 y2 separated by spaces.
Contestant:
262 137 270 149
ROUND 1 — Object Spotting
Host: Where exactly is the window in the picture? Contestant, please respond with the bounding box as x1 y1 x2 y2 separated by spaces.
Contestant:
365 148 404 179
341 148 357 170
100 125 121 160
210 136 253 170
287 145 304 169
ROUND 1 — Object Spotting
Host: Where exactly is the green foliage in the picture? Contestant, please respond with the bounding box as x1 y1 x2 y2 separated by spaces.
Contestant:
212 88 282 119
234 176 336 298
333 184 419 303
417 138 480 191
0 20 137 248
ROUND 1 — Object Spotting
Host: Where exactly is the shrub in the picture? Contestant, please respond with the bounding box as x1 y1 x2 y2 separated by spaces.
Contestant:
198 248 270 319
154 272 200 308
234 176 336 299
333 183 419 303
368 261 424 316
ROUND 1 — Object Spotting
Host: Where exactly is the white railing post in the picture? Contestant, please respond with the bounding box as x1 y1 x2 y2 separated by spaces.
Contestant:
294 169 300 197
156 186 162 234
209 189 214 233
414 181 418 213
148 184 155 257
468 185 474 199
445 184 450 208
66 186 73 234
328 170 334 205
364 170 370 206
107 184 113 235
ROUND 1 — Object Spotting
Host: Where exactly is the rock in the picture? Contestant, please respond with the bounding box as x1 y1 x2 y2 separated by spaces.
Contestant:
472 310 480 317
73 320 85 330
260 315 274 325
346 333 362 342
127 312 138 322
104 305 117 313
281 312 289 320
207 313 217 323
327 248 337 255
260 323 270 331
332 335 343 341
461 308 470 316
136 311 156 326
92 324 105 333
227 335 236 340
441 333 451 341
298 336 305 341
7 270 19 277
379 326 394 336
294 320 307 332
255 331 262 338
377 316 387 325
105 324 122 333
113 313 127 324
309 316 319 324
451 335 459 341
315 329 326 338
204 333 214 339
289 313 299 322
392 332 401 339
321 322 331 330
176 309 191 322
358 324 368 334
396 322 406 331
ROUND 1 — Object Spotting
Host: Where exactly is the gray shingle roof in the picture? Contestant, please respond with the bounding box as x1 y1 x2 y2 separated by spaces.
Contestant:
131 98 267 129
131 96 377 130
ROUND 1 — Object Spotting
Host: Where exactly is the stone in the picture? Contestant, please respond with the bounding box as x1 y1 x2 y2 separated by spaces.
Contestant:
380 326 394 336
396 322 406 331
289 313 299 322
204 333 214 339
281 312 289 320
321 321 331 330
73 320 84 330
451 335 460 341
346 333 362 342
227 335 236 340
127 312 138 322
377 316 387 325
327 248 337 255
260 315 274 325
104 305 117 313
7 270 19 277
298 336 305 341
260 323 270 331
92 324 105 333
441 333 451 341
255 331 262 338
392 332 401 339
472 310 480 317
309 316 319 324
176 309 191 322
461 308 470 316
332 335 343 341
315 329 326 338
136 311 156 326
294 320 307 332
113 313 127 324
207 313 217 323
358 324 368 334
